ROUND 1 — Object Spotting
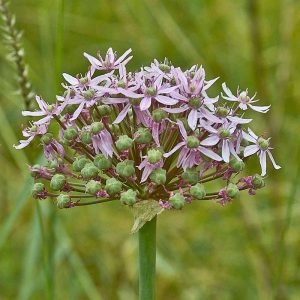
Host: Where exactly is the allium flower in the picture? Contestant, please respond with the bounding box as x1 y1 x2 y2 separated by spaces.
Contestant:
14 48 280 212
221 83 270 113
84 48 133 71
243 128 281 176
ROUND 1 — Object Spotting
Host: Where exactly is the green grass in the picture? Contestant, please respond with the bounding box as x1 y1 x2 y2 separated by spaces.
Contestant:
0 0 299 299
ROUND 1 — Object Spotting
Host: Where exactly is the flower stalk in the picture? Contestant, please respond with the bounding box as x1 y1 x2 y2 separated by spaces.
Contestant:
139 216 157 300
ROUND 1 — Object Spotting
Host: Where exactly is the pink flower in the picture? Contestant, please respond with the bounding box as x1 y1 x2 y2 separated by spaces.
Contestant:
243 128 281 176
91 128 114 158
164 120 222 170
22 96 65 125
138 158 164 183
14 123 48 149
84 48 133 71
138 76 179 111
221 83 270 113
200 121 240 163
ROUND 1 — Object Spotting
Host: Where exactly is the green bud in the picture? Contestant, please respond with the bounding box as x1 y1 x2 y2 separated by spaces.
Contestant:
190 183 206 199
97 105 111 117
80 130 92 144
116 160 135 177
226 183 239 198
47 105 54 112
86 180 101 194
94 154 112 170
159 64 170 72
72 156 89 172
29 124 37 132
117 80 126 88
182 168 199 184
147 149 162 164
105 178 122 195
134 128 152 144
187 136 200 148
41 133 53 144
64 127 78 141
145 87 156 96
189 98 202 109
169 193 185 209
150 168 166 185
57 194 71 209
116 135 133 151
81 163 99 179
79 77 88 85
120 189 137 205
216 106 229 117
258 137 269 150
218 128 230 139
50 174 66 191
83 89 95 100
91 122 104 134
229 158 245 172
32 183 45 197
152 108 167 123
252 174 265 188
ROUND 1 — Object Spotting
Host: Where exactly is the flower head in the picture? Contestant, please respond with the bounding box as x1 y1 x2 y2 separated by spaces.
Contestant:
14 48 280 210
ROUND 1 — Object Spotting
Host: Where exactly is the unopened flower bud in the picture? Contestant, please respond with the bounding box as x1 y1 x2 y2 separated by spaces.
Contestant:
94 154 112 170
41 133 53 144
109 124 121 135
218 128 230 139
169 193 185 209
258 137 269 150
120 189 137 205
252 174 265 188
72 156 89 172
182 168 199 184
80 130 92 144
64 127 78 141
105 178 122 195
97 105 111 117
152 108 167 123
159 64 170 72
32 182 45 197
116 135 133 151
79 77 88 85
91 122 104 134
83 89 95 100
134 128 152 144
190 183 206 199
117 80 126 88
216 106 229 117
147 149 162 164
150 168 166 185
116 160 135 177
187 136 200 148
86 180 102 194
229 158 245 172
81 163 99 179
50 174 66 191
57 194 71 209
145 86 156 96
226 183 239 198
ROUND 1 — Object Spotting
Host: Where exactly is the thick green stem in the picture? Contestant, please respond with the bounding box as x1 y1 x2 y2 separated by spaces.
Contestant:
138 216 157 300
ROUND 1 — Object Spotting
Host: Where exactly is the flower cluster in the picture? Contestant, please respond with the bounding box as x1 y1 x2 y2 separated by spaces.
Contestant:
15 48 280 209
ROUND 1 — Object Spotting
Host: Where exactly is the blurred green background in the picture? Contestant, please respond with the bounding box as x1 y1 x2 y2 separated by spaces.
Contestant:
0 0 299 299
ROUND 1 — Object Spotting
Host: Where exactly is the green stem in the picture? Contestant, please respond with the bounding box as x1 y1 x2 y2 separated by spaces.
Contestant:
138 216 157 300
